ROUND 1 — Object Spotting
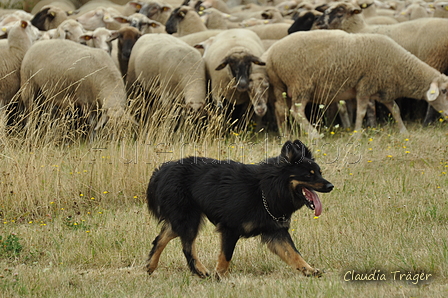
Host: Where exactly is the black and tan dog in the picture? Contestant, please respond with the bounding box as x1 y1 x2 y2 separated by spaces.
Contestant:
146 140 334 278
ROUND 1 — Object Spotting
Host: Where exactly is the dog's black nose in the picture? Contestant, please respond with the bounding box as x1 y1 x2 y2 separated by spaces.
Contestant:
326 183 334 191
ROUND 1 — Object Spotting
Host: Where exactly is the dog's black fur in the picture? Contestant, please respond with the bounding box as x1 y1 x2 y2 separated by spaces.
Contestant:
146 140 334 278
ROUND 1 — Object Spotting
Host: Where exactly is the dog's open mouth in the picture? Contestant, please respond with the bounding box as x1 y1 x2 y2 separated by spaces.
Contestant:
302 187 322 216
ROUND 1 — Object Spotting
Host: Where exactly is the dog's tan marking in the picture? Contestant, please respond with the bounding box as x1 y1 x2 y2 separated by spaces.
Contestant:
266 239 321 277
242 221 256 234
310 170 315 174
191 242 210 277
146 224 178 274
290 179 303 189
215 251 230 279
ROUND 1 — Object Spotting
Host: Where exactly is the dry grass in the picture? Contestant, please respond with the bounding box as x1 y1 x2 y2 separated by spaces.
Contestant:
0 89 447 298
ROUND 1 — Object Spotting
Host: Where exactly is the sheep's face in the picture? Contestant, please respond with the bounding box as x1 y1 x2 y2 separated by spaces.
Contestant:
165 6 190 34
314 3 362 30
426 78 448 119
215 52 266 93
117 27 141 60
248 72 269 117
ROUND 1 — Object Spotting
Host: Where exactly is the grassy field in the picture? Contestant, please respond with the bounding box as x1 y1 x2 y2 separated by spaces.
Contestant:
0 101 447 297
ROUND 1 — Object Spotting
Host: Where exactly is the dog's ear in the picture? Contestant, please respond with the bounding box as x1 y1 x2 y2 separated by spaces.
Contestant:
280 140 314 163
292 140 314 160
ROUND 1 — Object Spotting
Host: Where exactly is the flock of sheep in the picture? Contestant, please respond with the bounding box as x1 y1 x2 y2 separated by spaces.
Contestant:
1 0 448 137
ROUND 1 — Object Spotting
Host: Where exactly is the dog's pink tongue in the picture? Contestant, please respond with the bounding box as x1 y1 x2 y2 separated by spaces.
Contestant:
304 188 322 216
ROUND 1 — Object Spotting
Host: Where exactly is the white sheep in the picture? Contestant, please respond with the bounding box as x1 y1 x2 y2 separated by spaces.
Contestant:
316 2 448 123
75 6 122 30
165 5 207 36
52 19 85 41
79 27 117 53
0 20 36 121
20 39 132 130
247 23 290 40
265 30 448 137
199 8 230 30
198 29 267 117
126 34 206 111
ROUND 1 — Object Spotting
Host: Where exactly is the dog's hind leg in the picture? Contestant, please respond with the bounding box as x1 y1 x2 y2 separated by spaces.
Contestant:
146 222 178 275
178 226 210 278
262 229 321 277
215 228 240 279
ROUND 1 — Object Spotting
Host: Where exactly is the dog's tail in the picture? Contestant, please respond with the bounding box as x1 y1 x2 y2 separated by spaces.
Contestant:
146 174 163 221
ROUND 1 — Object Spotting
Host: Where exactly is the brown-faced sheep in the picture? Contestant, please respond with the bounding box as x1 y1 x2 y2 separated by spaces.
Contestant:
31 5 69 30
137 1 173 25
126 34 206 111
0 20 36 120
199 29 267 117
20 39 132 131
265 30 448 138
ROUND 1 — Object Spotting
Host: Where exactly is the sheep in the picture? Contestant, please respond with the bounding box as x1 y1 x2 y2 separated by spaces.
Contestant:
165 5 207 36
31 0 77 15
126 34 206 111
109 26 142 77
315 2 448 124
0 20 36 122
179 29 224 55
79 27 117 53
52 19 85 41
75 6 122 30
198 29 267 117
247 23 290 40
138 1 173 25
113 13 165 34
31 5 70 30
20 39 133 131
264 30 448 138
198 8 230 29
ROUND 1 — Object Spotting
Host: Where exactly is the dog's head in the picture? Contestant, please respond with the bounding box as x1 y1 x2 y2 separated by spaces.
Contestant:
279 140 334 216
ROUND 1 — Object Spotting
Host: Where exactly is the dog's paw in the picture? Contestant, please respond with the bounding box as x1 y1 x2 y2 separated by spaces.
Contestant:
300 267 323 277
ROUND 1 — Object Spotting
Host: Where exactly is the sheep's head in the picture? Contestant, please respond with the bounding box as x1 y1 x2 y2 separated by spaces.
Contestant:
313 2 362 30
165 6 192 34
426 77 448 120
215 50 266 93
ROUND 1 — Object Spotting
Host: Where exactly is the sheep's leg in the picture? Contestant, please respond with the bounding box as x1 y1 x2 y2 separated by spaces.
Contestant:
365 99 377 128
272 88 289 134
354 95 370 132
337 100 351 128
290 96 320 139
383 101 408 134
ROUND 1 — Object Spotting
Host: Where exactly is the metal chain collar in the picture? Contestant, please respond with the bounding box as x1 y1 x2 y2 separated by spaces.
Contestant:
261 191 290 223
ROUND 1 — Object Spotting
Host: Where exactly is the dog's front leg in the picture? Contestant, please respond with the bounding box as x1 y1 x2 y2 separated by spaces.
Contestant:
262 229 321 277
215 229 240 279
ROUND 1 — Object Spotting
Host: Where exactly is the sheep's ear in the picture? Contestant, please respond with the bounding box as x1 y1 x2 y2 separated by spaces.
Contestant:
79 33 93 41
129 1 142 10
351 8 362 14
107 31 120 42
215 59 228 71
114 16 130 24
251 57 266 66
149 21 161 28
20 20 28 28
427 82 440 101
161 6 172 13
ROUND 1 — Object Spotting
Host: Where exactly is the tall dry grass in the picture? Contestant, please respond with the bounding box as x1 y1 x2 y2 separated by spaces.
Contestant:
0 81 447 297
